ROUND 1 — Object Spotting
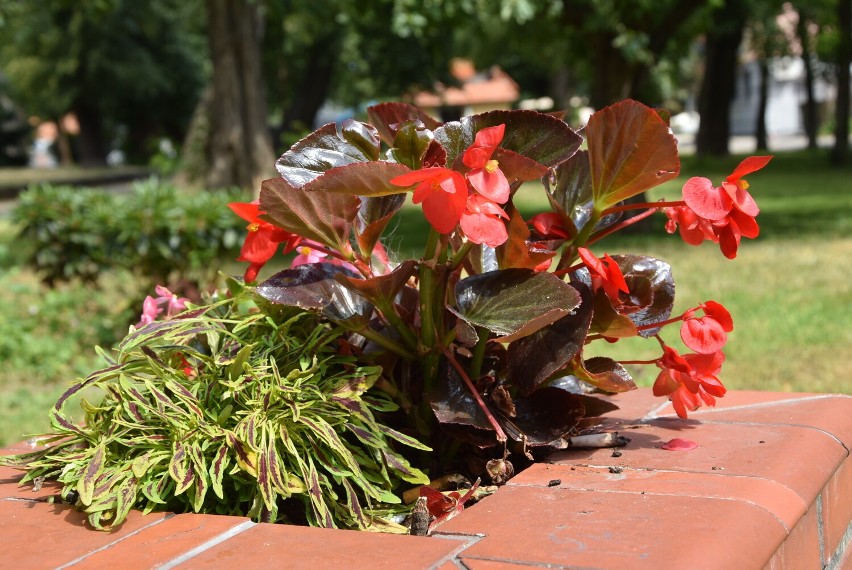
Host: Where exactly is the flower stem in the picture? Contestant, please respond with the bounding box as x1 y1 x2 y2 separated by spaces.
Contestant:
469 326 490 380
601 200 685 216
443 347 507 443
355 326 416 360
586 207 662 246
450 241 475 270
375 300 419 350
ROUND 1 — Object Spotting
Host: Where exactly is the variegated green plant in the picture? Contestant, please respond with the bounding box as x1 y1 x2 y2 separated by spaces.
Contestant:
1 291 430 531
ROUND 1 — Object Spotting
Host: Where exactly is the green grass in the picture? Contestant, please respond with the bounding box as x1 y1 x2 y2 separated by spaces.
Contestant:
0 149 849 446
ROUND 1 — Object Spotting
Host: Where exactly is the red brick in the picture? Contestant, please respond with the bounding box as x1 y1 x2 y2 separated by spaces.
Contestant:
0 499 168 569
823 457 852 564
510 463 808 530
70 514 251 570
177 522 467 569
762 504 821 570
444 485 788 569
547 420 847 507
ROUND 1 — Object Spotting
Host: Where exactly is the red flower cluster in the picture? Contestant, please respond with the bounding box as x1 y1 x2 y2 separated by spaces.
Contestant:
577 247 629 305
391 125 511 247
665 156 772 258
228 201 301 282
653 345 727 418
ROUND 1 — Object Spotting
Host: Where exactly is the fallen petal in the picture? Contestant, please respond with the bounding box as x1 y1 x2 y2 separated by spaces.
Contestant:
661 438 699 451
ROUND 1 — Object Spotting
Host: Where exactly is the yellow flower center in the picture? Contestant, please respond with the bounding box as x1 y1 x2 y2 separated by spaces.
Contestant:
247 223 260 232
485 159 499 174
739 180 750 191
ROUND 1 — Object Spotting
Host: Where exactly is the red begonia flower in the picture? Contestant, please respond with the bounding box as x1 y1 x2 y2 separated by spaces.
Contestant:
530 212 572 240
229 201 301 282
663 205 715 246
391 168 468 234
653 345 726 418
681 300 734 354
678 156 772 258
460 194 509 247
577 247 629 305
463 125 510 204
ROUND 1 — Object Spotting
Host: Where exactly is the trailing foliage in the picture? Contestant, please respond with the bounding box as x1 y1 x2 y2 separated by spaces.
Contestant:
12 178 246 291
2 291 428 531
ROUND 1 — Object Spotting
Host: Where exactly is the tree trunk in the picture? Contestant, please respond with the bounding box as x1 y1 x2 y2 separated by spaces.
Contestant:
831 0 851 165
696 0 746 157
796 7 819 150
589 33 632 110
203 0 275 191
278 32 339 149
72 100 108 166
755 59 770 151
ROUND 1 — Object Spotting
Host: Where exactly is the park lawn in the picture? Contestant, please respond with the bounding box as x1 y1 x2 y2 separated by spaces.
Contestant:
0 148 849 446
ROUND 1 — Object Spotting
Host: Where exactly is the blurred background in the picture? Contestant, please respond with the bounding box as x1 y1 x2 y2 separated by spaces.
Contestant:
0 0 849 445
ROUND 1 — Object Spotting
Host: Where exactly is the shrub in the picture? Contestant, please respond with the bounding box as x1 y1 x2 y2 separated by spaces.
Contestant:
13 178 247 293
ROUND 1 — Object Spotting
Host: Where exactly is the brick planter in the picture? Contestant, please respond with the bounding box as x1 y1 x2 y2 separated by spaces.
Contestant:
2 389 850 569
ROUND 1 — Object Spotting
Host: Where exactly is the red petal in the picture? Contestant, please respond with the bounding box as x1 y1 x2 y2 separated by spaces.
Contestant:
473 124 505 149
228 201 262 224
460 210 509 247
653 370 679 396
730 209 759 239
702 300 733 332
239 229 280 264
422 188 466 234
390 167 446 187
661 438 699 451
726 155 772 182
681 317 728 354
683 177 731 220
468 168 510 203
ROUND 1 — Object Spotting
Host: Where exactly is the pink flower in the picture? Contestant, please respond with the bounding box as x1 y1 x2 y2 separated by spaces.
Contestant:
463 125 510 203
577 247 629 305
459 194 509 247
390 167 469 234
680 300 734 354
291 245 328 266
136 285 190 328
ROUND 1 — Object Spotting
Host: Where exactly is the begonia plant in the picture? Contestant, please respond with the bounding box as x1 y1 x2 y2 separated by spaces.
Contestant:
228 100 770 469
2 99 772 533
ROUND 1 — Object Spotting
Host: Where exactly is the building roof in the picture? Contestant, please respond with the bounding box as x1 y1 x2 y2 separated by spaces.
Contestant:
412 62 520 108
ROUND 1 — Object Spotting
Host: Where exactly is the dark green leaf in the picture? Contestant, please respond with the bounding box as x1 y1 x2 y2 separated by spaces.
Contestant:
275 120 380 188
256 263 374 326
569 356 636 393
611 255 675 337
366 102 442 146
302 161 412 197
433 109 582 170
428 362 498 447
259 177 360 252
507 283 594 394
355 193 406 258
389 121 435 169
504 387 585 448
334 260 417 309
451 269 581 342
586 100 680 210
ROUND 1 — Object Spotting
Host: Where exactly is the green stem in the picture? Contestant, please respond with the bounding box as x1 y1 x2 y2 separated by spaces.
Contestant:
572 207 602 248
355 326 416 360
419 229 442 392
376 300 418 350
469 326 489 380
449 241 475 271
